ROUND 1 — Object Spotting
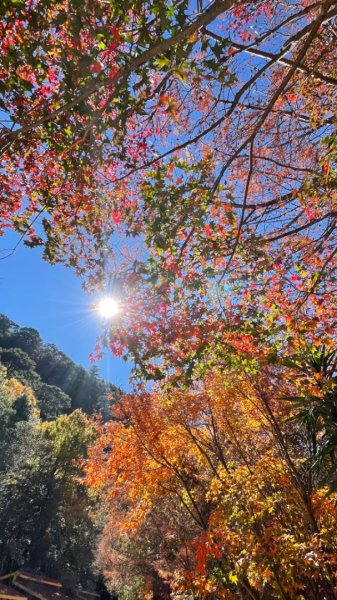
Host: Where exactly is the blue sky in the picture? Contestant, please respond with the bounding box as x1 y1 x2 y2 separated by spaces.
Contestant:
0 229 131 390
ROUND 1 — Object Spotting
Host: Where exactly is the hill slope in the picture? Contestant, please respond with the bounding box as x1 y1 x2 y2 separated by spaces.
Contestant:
0 313 121 420
0 314 120 598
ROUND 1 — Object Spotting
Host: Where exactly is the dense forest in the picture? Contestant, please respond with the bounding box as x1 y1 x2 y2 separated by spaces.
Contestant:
0 314 120 598
1 0 337 598
0 314 121 419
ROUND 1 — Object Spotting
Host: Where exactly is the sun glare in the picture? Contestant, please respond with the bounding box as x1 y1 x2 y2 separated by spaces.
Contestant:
97 296 119 319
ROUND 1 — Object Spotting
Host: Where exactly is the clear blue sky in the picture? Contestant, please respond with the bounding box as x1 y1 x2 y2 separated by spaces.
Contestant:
0 229 131 390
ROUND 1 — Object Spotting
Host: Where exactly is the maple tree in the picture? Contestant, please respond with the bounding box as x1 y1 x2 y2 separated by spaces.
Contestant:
0 0 336 378
84 362 337 599
2 4 337 595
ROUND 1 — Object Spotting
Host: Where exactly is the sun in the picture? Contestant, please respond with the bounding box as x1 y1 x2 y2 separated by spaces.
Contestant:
97 296 119 319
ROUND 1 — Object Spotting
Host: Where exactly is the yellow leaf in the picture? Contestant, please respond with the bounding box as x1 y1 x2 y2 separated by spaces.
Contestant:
188 31 198 44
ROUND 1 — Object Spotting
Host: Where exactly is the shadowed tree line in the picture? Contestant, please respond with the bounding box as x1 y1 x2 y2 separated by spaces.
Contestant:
0 314 120 598
0 314 122 419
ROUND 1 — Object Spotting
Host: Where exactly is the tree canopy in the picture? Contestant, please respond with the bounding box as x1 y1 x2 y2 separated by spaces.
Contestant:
1 2 337 597
1 0 337 380
0 366 97 595
0 317 120 597
84 358 337 598
0 314 121 416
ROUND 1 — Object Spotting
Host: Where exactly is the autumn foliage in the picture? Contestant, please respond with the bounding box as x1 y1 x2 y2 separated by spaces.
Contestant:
0 0 336 378
2 1 337 597
84 357 337 599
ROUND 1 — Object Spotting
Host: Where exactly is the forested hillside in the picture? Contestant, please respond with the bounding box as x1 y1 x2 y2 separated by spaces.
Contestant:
0 314 121 419
0 314 119 598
